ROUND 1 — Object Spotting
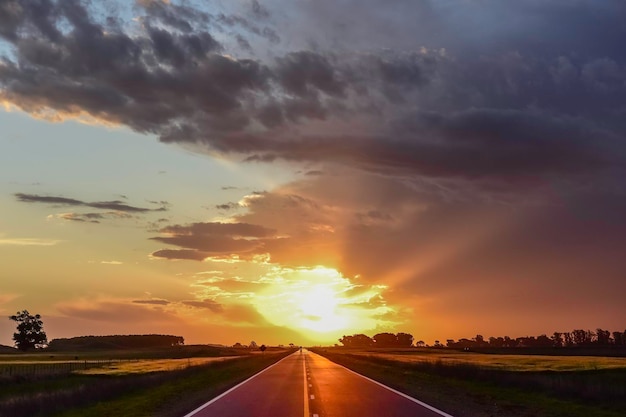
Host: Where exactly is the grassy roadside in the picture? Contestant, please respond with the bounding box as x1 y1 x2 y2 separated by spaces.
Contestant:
56 352 290 417
0 351 293 417
310 349 626 417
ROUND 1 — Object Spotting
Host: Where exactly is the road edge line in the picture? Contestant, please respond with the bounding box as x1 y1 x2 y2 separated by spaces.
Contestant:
309 352 455 417
182 351 297 417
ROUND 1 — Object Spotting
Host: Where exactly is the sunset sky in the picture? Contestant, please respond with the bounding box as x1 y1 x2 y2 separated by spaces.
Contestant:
1 0 625 347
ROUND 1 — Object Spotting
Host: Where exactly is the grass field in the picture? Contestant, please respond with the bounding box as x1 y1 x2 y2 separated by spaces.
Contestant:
0 345 251 379
346 349 626 371
75 356 241 375
0 347 293 417
311 348 626 417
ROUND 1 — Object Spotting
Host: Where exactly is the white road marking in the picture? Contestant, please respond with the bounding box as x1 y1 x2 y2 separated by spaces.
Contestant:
303 351 310 417
182 352 297 417
309 352 456 417
310 395 315 400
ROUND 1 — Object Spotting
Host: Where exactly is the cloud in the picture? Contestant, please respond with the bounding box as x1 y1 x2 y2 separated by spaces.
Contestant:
215 202 240 210
195 278 269 294
221 304 269 326
56 298 177 323
150 222 277 261
151 249 210 261
0 236 62 246
0 293 19 305
132 298 170 306
182 299 224 313
15 193 167 213
157 222 275 238
2 0 623 189
50 212 133 223
100 260 123 265
2 0 626 341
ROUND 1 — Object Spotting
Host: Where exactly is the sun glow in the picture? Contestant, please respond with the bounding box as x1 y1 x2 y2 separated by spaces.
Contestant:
253 266 393 342
298 285 348 332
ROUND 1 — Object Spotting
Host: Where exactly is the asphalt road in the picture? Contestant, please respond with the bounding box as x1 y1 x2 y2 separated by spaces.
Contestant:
184 350 454 417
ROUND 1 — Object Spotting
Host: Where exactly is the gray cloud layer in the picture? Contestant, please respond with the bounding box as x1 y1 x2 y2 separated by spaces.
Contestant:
15 193 167 213
4 0 625 336
1 0 624 189
151 221 277 260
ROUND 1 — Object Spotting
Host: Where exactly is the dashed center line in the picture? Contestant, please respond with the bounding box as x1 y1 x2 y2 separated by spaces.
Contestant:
310 395 315 400
302 352 310 417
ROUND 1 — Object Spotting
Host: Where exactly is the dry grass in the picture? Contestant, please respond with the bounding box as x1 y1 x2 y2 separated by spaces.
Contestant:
313 348 626 417
76 356 241 375
347 350 626 371
0 351 295 417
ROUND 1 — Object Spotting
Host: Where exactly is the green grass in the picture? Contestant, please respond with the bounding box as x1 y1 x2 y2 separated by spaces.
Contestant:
0 344 246 362
54 352 289 417
311 349 626 417
0 350 293 417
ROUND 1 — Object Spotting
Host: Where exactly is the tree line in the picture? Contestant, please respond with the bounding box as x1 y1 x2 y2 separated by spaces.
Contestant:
7 309 184 351
48 334 185 350
339 332 414 347
339 328 626 349
444 328 626 349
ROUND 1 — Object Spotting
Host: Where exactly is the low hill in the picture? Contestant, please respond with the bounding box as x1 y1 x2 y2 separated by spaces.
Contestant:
0 344 16 353
48 334 184 351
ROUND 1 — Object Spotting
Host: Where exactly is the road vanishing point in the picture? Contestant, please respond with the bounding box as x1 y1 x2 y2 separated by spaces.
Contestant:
183 349 454 417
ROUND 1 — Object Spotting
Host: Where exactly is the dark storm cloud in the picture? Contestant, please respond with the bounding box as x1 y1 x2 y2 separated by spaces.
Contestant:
138 0 210 33
249 1 270 19
1 0 625 188
15 193 166 213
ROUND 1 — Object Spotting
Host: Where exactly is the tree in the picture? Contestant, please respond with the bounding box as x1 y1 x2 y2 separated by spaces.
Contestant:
396 332 414 347
596 328 611 345
373 332 397 347
563 332 573 347
9 310 47 351
338 334 373 347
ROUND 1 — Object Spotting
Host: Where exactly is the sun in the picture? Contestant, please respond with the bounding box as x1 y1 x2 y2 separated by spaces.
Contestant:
253 266 392 342
298 285 348 332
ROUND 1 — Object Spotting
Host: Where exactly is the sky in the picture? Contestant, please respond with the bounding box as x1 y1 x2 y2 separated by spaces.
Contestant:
1 0 625 347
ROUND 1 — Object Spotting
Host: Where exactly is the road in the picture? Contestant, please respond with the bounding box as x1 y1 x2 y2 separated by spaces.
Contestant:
184 350 453 417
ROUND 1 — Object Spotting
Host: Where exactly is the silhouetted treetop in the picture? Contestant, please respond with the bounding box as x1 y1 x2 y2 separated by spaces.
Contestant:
9 310 47 351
